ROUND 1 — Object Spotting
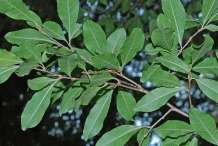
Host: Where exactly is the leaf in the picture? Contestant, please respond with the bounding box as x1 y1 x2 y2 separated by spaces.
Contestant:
145 44 169 55
157 13 171 29
151 28 174 51
155 56 189 73
185 15 199 29
141 65 161 82
196 78 218 103
16 59 39 77
106 28 126 56
83 20 107 54
96 125 142 146
182 46 193 64
0 0 41 27
60 87 83 115
80 86 102 105
162 0 186 45
134 87 180 112
83 90 113 141
0 65 18 84
117 91 136 121
57 0 79 41
202 0 218 25
189 137 198 146
21 80 58 130
5 29 53 45
204 24 218 32
120 28 145 67
161 133 192 146
154 120 193 138
193 58 218 74
137 129 150 146
90 71 114 86
70 23 82 39
28 77 56 90
191 35 214 65
42 21 66 41
189 108 218 145
91 53 120 70
51 81 65 104
0 49 23 66
58 54 77 77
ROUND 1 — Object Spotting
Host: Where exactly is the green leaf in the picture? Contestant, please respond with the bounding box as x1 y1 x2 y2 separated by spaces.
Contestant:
26 11 42 28
28 77 56 90
202 0 218 25
51 81 65 104
0 0 41 27
196 78 218 103
134 87 180 112
21 80 58 130
83 20 107 54
80 86 102 105
0 65 18 84
16 59 39 77
5 29 53 45
58 54 77 77
83 90 113 141
96 125 142 146
204 24 218 32
42 21 66 41
155 56 189 73
90 71 114 86
91 53 120 70
191 35 214 65
117 91 136 121
106 28 126 56
137 129 150 146
182 47 193 64
161 133 192 146
151 28 174 51
162 0 186 45
70 23 82 39
157 14 171 29
0 49 23 66
189 108 218 145
145 44 169 55
193 58 218 74
154 120 193 138
185 15 199 29
141 65 161 82
189 137 198 146
60 87 83 115
57 0 79 41
120 28 145 67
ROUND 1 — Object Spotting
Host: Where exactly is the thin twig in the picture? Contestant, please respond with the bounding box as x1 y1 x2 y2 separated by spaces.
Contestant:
187 68 193 108
167 103 189 117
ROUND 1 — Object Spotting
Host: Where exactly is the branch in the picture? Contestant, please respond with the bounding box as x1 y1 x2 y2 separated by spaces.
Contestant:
166 103 189 117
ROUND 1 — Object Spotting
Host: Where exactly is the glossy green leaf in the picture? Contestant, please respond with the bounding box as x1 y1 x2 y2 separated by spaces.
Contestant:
90 71 114 86
189 137 198 146
189 108 218 145
83 20 106 54
0 0 41 27
0 65 18 84
196 78 218 103
137 129 150 146
60 87 83 115
16 59 39 77
80 86 102 105
28 77 56 90
202 0 218 25
42 21 66 41
155 56 189 73
193 58 218 74
91 53 120 70
154 120 193 138
117 91 136 121
162 0 185 45
58 54 77 77
134 87 180 112
151 28 174 51
141 65 161 82
21 80 58 130
120 28 145 67
5 29 53 45
83 90 113 141
96 125 141 146
0 49 23 66
204 24 218 32
106 28 126 56
191 35 214 65
161 133 192 146
57 0 79 41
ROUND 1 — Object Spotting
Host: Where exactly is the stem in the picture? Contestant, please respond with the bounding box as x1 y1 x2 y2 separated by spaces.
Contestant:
167 103 189 117
187 68 193 108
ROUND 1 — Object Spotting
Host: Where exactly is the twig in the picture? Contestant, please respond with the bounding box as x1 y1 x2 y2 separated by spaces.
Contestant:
187 68 193 108
167 103 189 117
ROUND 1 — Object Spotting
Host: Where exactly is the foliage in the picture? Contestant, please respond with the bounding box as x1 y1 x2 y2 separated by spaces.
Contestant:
1 0 218 145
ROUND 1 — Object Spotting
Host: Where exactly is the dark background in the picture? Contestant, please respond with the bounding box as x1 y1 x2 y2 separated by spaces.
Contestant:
0 0 217 145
